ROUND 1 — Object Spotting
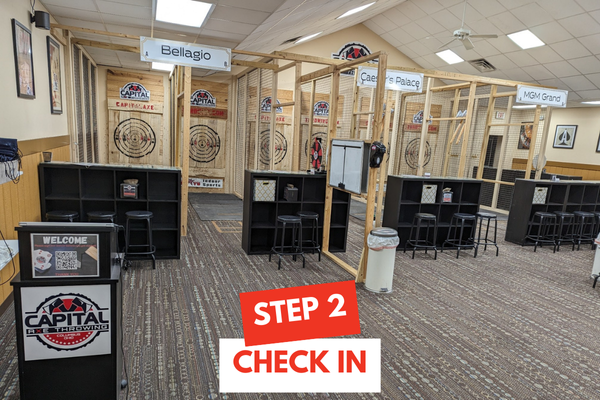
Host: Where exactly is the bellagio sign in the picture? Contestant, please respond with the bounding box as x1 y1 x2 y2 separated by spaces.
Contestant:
140 37 231 71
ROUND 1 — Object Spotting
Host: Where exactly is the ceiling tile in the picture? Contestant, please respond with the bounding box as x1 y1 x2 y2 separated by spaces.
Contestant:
504 51 539 68
389 27 416 43
488 36 520 53
575 0 600 12
559 13 600 37
502 67 533 82
586 72 600 87
101 0 151 6
566 91 582 100
561 75 595 91
568 56 600 74
201 29 247 42
398 45 419 59
526 46 563 64
368 14 396 33
109 37 139 46
550 39 592 60
490 11 527 35
467 0 506 18
384 6 412 26
579 33 600 54
572 88 600 100
537 78 570 91
542 0 585 18
466 40 500 58
430 10 463 31
403 22 431 40
543 61 580 78
421 37 445 52
104 25 150 37
511 3 553 27
203 19 257 35
398 1 429 20
419 16 449 36
363 20 386 35
95 1 151 18
591 10 600 24
405 41 432 57
41 0 97 12
53 16 106 30
529 21 573 45
498 0 536 11
380 32 402 47
44 5 103 22
484 54 518 69
521 65 555 81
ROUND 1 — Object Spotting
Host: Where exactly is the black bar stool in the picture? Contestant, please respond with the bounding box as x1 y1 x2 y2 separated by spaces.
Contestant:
442 213 476 258
553 211 576 251
525 211 557 252
87 211 116 223
296 211 320 261
573 211 596 250
404 213 438 260
124 210 156 269
473 212 499 257
46 210 79 222
270 215 305 270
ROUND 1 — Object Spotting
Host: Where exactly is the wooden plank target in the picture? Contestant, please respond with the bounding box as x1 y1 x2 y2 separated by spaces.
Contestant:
109 111 163 165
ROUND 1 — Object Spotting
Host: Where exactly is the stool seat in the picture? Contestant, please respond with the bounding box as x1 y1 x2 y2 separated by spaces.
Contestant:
415 213 436 220
270 215 305 269
126 210 154 219
454 213 476 220
553 211 574 217
46 210 79 222
534 211 556 218
297 211 318 219
87 211 116 222
443 213 476 258
573 211 595 217
474 212 499 257
296 211 321 261
525 212 557 252
476 212 497 219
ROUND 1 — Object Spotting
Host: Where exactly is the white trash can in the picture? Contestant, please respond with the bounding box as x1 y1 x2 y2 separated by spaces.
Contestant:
591 233 600 279
365 227 400 293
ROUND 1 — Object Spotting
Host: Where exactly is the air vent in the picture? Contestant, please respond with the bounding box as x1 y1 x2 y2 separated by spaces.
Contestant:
281 36 302 45
468 58 496 73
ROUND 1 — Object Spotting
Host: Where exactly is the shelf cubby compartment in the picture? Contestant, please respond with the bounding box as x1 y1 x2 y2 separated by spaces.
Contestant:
565 204 582 214
529 204 547 220
331 204 349 228
332 188 350 204
82 200 115 221
398 204 420 224
81 169 114 199
328 227 347 252
567 185 584 204
149 202 179 230
581 204 595 213
148 171 179 201
43 167 80 198
115 170 148 200
440 181 462 203
250 228 276 254
461 182 481 204
251 203 276 226
44 199 81 221
277 202 302 218
548 185 567 204
583 185 600 204
303 178 326 202
116 201 148 224
439 204 460 224
546 205 563 214
301 203 325 223
459 204 479 216
277 177 303 202
420 204 438 219
153 230 180 258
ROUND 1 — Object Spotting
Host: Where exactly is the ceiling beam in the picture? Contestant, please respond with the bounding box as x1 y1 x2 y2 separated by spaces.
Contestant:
231 59 278 70
272 51 341 65
71 38 139 53
51 24 139 40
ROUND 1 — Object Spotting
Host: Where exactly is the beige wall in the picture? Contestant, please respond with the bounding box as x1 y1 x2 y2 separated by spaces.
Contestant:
545 107 600 165
0 0 68 140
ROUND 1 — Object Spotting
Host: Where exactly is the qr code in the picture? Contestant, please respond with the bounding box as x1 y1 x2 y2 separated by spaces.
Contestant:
55 251 79 270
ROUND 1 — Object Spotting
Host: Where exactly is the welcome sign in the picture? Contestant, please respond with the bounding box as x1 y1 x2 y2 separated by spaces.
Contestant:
140 37 231 71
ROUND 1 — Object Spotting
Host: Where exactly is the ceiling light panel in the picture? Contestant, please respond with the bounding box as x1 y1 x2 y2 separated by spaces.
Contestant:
337 2 376 19
507 30 545 49
156 0 213 28
436 49 464 65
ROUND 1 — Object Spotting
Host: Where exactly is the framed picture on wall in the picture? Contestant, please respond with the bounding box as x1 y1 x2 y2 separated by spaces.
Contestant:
518 122 533 149
11 19 35 99
597 133 600 153
553 125 577 149
47 37 63 114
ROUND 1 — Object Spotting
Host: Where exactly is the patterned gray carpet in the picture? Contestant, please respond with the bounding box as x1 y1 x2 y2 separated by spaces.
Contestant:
0 205 599 399
189 193 243 221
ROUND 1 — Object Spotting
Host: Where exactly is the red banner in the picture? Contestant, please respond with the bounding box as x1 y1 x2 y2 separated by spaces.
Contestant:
239 281 360 346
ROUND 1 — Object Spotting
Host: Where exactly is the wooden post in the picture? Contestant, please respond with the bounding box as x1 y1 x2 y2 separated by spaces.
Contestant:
417 78 434 176
525 105 542 179
491 95 513 208
375 91 394 227
442 88 461 177
322 71 341 254
292 62 302 171
388 90 402 176
534 107 552 180
365 88 376 140
306 80 317 171
269 63 278 171
357 53 388 283
254 68 262 169
181 66 192 236
457 82 477 178
349 73 360 139
476 85 498 179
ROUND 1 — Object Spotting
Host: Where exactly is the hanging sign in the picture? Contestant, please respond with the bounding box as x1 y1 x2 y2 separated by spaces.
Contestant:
357 66 423 92
120 82 150 101
140 37 231 71
516 85 568 108
191 89 217 108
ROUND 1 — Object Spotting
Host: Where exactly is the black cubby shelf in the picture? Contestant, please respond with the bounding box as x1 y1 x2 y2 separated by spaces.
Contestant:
39 162 181 259
242 170 351 255
382 175 483 248
505 179 600 245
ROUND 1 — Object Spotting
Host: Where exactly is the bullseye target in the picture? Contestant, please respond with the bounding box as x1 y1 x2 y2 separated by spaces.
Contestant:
405 138 431 169
304 132 327 156
189 124 221 163
113 118 156 158
259 129 287 165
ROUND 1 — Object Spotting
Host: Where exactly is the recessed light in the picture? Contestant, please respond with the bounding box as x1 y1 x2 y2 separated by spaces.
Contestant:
156 0 213 28
152 62 174 72
296 32 322 44
507 30 545 49
436 50 463 65
337 2 376 19
581 100 600 105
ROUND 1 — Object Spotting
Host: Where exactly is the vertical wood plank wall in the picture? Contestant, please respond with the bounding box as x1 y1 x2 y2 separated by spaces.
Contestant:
0 145 70 305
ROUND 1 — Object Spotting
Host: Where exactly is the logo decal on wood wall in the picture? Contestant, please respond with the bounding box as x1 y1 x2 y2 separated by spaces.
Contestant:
313 101 329 116
405 138 431 170
332 42 375 75
259 129 287 165
189 124 221 163
261 97 283 113
191 89 217 108
119 82 150 101
113 118 157 158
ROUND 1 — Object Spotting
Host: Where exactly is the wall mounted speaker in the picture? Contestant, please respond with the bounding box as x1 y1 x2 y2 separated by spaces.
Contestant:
31 11 50 30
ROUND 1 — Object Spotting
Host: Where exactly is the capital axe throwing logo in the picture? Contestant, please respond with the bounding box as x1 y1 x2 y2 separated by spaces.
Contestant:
332 42 376 76
22 286 111 360
120 82 150 101
191 89 217 108
313 101 329 116
261 96 283 113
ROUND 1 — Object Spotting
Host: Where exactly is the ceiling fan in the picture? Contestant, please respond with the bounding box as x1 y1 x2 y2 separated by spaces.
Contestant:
439 0 498 50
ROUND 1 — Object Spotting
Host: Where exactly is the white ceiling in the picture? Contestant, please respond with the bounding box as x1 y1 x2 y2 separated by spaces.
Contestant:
40 0 600 106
